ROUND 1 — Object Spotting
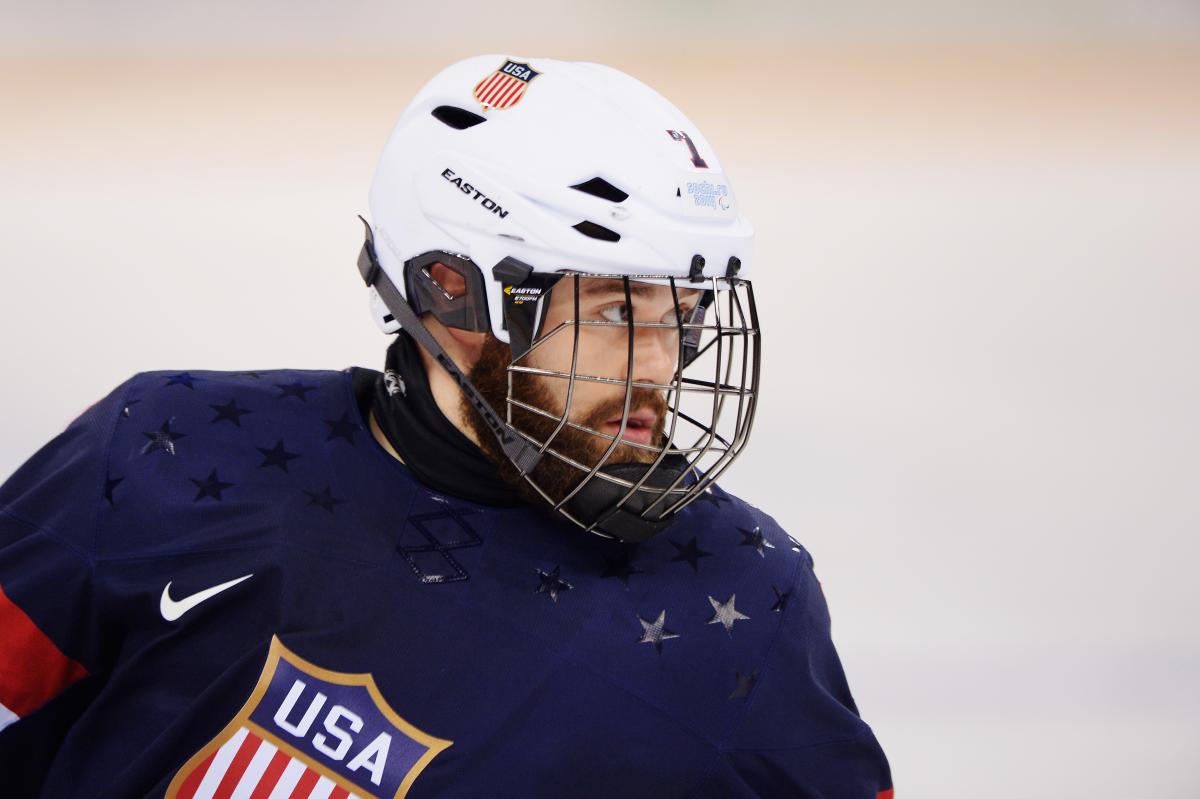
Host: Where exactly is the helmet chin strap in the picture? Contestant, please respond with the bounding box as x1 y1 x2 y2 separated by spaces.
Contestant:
356 217 683 542
357 218 542 476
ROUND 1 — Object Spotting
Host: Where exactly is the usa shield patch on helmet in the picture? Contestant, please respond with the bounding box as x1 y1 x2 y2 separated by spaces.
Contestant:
166 636 452 799
473 59 540 110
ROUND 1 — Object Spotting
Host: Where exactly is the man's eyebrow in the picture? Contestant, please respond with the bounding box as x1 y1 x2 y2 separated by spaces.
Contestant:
578 281 698 300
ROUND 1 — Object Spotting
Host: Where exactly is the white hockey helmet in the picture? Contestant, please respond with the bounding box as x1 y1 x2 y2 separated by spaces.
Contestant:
358 55 760 541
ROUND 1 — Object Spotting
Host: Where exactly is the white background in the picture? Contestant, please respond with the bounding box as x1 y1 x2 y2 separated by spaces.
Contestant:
2 2 1198 796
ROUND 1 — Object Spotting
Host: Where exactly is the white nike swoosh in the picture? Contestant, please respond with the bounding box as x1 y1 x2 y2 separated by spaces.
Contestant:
160 573 254 622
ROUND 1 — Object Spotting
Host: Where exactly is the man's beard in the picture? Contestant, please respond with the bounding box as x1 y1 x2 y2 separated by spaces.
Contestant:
463 335 670 507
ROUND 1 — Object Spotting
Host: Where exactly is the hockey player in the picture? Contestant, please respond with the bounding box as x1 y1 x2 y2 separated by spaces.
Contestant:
0 56 892 798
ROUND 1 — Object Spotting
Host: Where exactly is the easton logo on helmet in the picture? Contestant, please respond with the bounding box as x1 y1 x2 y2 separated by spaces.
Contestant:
503 285 543 305
473 59 540 110
441 168 509 218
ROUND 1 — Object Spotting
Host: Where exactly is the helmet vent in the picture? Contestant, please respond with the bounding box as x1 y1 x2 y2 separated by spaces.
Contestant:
430 106 487 130
572 221 621 242
570 177 629 204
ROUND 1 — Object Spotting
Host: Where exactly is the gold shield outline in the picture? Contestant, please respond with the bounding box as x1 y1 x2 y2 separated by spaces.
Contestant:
165 635 453 799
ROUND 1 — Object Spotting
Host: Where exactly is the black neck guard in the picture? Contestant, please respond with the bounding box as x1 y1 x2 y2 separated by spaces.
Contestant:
364 332 521 507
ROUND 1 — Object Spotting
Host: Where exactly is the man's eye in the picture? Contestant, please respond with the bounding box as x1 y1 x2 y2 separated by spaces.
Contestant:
661 304 696 325
600 304 629 323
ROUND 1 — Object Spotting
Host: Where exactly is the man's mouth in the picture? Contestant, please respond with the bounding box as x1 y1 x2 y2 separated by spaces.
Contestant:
603 410 658 446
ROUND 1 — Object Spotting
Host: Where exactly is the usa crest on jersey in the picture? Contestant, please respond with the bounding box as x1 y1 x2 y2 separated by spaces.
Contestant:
166 637 452 799
473 59 540 110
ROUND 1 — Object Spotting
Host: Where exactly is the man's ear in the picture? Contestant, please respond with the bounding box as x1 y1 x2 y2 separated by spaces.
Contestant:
428 262 468 299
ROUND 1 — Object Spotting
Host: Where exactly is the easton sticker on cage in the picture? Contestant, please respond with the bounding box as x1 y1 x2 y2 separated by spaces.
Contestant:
473 59 541 110
166 636 452 799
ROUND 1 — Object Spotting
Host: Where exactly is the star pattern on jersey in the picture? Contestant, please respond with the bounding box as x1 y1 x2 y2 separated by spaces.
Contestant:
209 398 252 427
103 474 123 506
729 669 759 700
738 525 775 557
141 419 187 456
707 594 751 635
669 536 713 572
189 468 234 501
274 381 318 401
600 550 643 589
637 610 680 654
771 585 791 612
165 372 204 390
323 411 361 445
534 566 573 603
257 439 301 472
304 485 343 513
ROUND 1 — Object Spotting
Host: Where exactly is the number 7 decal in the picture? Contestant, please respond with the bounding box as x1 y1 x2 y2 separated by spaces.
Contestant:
667 130 709 169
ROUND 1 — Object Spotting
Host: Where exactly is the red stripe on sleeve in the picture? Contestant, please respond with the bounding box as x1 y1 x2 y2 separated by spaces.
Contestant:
877 789 895 799
328 786 350 799
0 582 89 717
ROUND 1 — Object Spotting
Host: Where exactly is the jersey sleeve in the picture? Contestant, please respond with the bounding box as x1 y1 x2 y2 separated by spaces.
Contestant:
697 547 893 799
0 377 134 737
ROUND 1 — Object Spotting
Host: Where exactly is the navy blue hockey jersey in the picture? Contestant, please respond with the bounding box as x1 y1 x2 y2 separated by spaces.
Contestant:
0 368 891 798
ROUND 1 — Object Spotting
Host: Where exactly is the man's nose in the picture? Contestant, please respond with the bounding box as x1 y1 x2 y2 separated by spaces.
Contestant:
630 325 679 388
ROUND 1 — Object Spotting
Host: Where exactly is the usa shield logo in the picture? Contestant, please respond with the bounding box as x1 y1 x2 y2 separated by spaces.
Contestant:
473 59 540 110
166 637 452 799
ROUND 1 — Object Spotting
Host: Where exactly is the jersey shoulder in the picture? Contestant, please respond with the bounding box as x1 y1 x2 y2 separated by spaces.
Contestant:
98 367 362 559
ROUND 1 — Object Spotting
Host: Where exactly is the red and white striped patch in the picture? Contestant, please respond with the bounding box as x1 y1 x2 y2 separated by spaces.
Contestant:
173 727 367 799
0 582 89 733
473 73 528 109
471 59 539 110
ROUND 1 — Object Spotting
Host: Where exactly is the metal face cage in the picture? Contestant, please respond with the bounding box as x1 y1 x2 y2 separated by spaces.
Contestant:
356 219 760 542
497 270 761 541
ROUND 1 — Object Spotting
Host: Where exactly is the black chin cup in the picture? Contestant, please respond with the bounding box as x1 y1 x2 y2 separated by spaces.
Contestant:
563 457 691 543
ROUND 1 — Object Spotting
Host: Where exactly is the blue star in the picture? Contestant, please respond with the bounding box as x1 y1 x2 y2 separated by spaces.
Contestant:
165 372 203 390
189 469 234 501
534 566 573 603
141 420 186 456
323 411 362 445
669 536 712 572
600 550 643 589
275 381 318 401
209 398 252 427
738 526 775 558
304 485 343 513
258 439 301 472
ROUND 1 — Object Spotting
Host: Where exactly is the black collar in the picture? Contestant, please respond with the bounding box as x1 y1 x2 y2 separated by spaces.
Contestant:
353 333 521 507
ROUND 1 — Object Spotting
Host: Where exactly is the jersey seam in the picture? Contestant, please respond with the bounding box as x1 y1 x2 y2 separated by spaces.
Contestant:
0 503 95 567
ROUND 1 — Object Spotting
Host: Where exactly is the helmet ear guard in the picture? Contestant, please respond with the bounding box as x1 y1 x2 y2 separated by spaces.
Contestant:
402 251 493 333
